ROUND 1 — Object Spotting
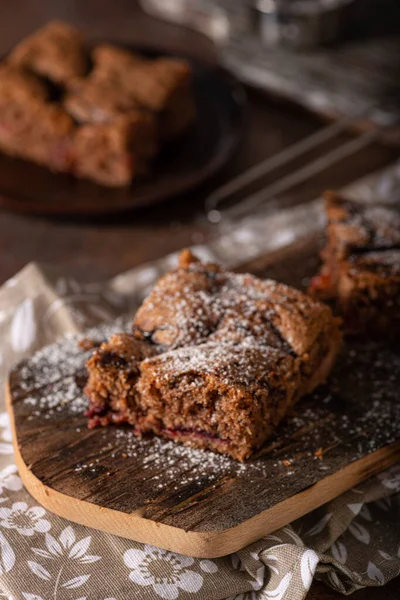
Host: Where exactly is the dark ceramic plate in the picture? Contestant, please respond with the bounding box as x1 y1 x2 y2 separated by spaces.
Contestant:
0 46 245 216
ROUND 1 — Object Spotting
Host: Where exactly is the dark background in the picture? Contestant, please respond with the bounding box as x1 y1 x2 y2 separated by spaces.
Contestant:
0 0 398 284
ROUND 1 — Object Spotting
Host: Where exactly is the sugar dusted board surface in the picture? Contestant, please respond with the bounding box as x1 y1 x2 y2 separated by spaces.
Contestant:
7 241 400 558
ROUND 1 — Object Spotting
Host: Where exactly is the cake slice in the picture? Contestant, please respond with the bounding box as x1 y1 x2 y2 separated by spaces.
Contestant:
137 343 300 461
2 24 195 187
8 20 87 86
64 76 142 125
88 44 196 139
0 84 75 172
0 64 49 102
85 250 341 460
72 113 157 186
310 192 400 335
0 62 156 185
85 333 158 427
133 250 340 390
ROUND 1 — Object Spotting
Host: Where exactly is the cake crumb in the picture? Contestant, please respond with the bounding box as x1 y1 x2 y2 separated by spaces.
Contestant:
78 338 100 351
314 448 324 461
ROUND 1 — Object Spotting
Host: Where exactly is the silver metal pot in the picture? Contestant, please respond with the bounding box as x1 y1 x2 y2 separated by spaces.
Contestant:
248 0 355 48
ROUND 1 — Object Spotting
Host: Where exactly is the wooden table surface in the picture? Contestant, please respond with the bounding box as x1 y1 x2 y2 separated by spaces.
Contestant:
1 1 399 597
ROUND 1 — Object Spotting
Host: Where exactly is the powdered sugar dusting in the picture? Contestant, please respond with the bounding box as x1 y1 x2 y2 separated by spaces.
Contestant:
17 317 130 396
147 341 293 390
134 260 328 359
341 201 400 250
10 319 400 502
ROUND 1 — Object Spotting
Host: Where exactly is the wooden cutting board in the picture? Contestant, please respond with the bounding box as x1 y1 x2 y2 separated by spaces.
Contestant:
6 239 400 558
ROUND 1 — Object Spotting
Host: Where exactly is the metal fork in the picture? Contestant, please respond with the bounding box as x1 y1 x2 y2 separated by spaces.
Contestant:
205 117 381 222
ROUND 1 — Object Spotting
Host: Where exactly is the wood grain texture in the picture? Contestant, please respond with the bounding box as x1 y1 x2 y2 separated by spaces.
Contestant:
6 240 400 557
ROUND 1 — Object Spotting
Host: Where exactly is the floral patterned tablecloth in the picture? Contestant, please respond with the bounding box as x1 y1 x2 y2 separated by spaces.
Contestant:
0 248 399 600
